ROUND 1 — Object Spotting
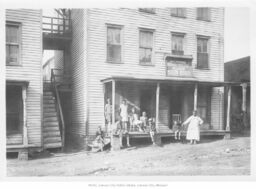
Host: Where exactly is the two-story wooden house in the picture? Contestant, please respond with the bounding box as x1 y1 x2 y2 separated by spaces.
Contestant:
66 8 232 148
6 9 43 159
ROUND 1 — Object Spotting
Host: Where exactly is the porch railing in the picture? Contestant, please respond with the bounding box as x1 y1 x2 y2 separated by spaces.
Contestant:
51 69 65 149
43 16 71 35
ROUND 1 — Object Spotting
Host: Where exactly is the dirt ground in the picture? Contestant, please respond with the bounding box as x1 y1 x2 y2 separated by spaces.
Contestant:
7 135 250 176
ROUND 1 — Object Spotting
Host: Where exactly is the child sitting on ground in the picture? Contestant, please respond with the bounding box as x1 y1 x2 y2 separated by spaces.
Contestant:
173 121 182 140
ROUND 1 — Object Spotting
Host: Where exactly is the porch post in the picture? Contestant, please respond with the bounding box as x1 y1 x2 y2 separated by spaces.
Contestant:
18 85 29 160
111 80 116 150
241 83 248 129
112 80 116 125
22 85 28 147
225 85 231 139
241 83 247 112
156 82 160 132
194 83 198 111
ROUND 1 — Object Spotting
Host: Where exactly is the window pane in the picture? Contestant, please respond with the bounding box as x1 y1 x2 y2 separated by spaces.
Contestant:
6 25 19 43
140 48 152 63
197 8 209 20
9 45 19 63
172 35 183 51
197 38 208 53
107 27 121 45
140 31 153 48
107 44 121 62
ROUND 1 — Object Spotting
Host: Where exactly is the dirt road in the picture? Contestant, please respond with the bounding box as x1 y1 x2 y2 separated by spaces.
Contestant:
7 136 250 176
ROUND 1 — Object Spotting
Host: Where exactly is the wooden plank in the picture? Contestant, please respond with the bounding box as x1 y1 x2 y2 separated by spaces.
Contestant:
156 83 160 131
226 86 231 132
194 83 198 111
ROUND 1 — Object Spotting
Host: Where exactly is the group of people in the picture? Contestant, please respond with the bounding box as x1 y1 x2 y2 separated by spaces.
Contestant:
92 98 204 151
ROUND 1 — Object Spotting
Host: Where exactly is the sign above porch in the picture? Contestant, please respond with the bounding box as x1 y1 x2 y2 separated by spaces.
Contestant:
165 54 194 78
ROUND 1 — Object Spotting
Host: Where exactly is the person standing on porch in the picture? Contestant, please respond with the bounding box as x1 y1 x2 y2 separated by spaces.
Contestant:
119 99 130 147
182 110 203 144
104 98 112 136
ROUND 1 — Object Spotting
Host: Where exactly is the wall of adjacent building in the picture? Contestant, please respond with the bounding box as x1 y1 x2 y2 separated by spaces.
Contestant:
6 9 43 147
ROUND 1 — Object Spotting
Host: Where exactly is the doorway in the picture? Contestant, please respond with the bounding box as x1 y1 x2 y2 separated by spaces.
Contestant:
140 89 155 118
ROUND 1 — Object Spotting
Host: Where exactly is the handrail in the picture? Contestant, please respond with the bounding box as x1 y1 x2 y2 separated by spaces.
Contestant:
51 69 65 149
43 16 71 35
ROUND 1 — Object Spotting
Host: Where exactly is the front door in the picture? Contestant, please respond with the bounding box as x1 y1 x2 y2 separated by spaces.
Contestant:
140 89 155 118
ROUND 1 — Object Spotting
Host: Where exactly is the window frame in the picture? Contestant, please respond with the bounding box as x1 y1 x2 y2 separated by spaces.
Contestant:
171 32 185 55
196 8 211 21
139 8 156 14
139 28 155 66
106 24 124 64
6 21 22 66
170 8 186 18
196 35 210 69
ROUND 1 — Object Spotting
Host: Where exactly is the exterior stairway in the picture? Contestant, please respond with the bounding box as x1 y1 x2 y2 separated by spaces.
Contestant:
43 83 62 149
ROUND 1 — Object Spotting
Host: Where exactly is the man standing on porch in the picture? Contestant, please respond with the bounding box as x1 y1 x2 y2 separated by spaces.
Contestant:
119 99 130 147
104 98 112 135
182 110 203 144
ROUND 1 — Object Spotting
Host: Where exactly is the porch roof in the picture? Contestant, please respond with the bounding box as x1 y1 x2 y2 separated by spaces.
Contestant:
6 79 30 87
101 76 247 87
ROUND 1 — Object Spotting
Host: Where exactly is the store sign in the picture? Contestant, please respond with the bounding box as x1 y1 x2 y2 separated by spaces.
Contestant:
166 59 193 77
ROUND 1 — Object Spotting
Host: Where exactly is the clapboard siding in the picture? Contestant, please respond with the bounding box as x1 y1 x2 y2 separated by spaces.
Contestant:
83 8 224 135
6 9 42 147
69 9 87 137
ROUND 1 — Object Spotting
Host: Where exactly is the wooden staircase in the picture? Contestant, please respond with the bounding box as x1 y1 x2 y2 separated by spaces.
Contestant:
43 83 62 149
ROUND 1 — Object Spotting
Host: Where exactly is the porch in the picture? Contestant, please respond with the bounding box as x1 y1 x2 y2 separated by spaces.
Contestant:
101 76 241 149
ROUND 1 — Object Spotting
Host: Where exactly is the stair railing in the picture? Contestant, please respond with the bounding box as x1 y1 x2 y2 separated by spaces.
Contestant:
51 69 65 149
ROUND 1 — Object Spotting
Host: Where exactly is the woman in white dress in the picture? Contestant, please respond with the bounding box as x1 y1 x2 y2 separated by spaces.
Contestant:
182 110 203 144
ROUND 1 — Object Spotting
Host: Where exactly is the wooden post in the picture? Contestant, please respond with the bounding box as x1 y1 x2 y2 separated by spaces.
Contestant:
241 83 248 129
156 83 160 132
225 86 231 139
194 83 198 111
241 83 247 112
111 80 116 150
19 85 28 160
22 85 28 147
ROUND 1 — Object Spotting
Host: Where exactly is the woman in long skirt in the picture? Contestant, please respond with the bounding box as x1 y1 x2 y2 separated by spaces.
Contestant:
182 110 203 144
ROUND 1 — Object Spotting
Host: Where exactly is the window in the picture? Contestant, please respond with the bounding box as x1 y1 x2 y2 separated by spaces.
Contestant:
197 8 210 21
6 22 21 65
197 37 209 69
139 30 154 65
107 25 122 63
171 33 185 55
171 8 186 17
139 8 156 14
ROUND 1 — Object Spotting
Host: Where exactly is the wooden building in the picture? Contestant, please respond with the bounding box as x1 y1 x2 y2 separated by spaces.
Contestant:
224 56 250 133
65 8 232 148
6 9 43 159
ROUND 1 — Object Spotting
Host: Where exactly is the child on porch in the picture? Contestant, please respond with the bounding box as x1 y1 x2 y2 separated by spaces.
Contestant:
173 120 182 140
139 111 148 132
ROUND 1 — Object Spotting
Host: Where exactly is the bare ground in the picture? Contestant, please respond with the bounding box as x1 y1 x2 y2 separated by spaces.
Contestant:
7 136 250 176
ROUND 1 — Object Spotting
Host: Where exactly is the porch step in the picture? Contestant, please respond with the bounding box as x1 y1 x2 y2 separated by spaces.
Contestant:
43 83 62 150
44 121 59 127
44 142 62 149
43 126 60 132
43 131 61 137
44 117 58 122
44 112 57 117
43 136 61 144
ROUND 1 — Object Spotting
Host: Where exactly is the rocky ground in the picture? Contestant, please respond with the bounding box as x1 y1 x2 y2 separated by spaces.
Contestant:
7 135 250 176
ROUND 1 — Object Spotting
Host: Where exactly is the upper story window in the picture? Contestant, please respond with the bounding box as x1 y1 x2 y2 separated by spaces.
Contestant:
107 25 122 63
197 8 210 21
6 22 21 65
139 8 156 14
171 8 186 18
171 33 185 55
197 36 209 69
139 29 154 65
